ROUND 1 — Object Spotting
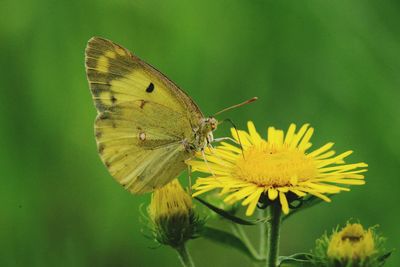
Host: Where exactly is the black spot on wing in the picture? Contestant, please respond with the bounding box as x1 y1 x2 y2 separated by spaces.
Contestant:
146 83 154 93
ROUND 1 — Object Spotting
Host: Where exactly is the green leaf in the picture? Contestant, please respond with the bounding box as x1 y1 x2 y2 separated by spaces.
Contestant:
378 251 393 266
202 226 255 260
282 195 333 222
195 197 268 225
278 253 314 267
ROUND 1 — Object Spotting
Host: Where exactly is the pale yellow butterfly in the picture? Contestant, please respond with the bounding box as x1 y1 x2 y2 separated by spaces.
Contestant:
85 37 256 194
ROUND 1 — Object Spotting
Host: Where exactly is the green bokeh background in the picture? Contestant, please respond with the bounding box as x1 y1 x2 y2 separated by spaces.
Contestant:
1 0 399 266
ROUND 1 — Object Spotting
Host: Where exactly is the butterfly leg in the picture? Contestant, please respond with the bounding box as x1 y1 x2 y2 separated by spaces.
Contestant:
207 142 215 154
201 148 215 177
206 142 232 168
213 137 245 159
213 137 238 144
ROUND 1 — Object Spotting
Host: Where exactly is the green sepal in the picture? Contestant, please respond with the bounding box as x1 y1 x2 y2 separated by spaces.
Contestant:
202 226 255 260
195 197 268 225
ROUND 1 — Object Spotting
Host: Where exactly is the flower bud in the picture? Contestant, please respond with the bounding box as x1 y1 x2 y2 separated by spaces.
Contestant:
312 222 391 267
327 223 375 262
148 179 203 248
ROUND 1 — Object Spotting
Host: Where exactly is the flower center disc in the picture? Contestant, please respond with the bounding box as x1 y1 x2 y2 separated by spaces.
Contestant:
234 144 317 187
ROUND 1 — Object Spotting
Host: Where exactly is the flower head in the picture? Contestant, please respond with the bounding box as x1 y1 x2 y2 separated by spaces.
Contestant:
313 222 391 267
327 223 375 261
148 179 203 248
188 122 367 216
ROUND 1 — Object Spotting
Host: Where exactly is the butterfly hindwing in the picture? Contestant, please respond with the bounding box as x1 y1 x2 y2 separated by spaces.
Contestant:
85 37 201 193
96 104 189 193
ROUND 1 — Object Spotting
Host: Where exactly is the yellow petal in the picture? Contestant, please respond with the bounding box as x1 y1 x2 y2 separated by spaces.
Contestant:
314 150 336 160
245 197 259 216
242 188 263 205
244 188 264 216
247 121 263 145
306 190 331 202
289 189 306 197
290 124 309 148
275 130 284 146
308 142 334 157
279 192 289 214
298 127 314 151
284 123 296 144
268 188 278 200
267 127 276 144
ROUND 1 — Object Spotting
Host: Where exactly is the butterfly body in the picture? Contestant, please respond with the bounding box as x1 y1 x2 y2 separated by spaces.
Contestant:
85 37 217 194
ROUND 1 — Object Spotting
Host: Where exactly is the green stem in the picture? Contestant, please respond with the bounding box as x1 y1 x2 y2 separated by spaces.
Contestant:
176 244 195 267
266 203 282 267
231 223 263 261
259 209 267 258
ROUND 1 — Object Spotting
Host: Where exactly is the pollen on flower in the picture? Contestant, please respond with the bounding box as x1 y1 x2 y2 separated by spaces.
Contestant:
235 143 317 187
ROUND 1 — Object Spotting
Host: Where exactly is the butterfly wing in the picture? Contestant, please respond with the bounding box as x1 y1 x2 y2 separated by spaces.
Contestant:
85 37 202 193
95 101 190 193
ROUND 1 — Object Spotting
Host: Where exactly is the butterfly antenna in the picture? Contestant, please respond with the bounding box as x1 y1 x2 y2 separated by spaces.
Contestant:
213 97 258 117
221 118 245 159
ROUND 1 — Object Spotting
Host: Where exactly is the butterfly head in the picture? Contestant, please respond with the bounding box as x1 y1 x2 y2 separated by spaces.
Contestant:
203 117 218 133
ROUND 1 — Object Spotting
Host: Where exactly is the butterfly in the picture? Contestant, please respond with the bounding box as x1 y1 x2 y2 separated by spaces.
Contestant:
85 37 256 194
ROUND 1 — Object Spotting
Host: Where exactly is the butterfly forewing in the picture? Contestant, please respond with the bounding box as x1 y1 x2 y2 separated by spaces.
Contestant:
85 37 202 193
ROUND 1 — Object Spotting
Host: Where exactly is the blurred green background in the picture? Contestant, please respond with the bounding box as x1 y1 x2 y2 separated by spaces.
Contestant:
1 0 399 266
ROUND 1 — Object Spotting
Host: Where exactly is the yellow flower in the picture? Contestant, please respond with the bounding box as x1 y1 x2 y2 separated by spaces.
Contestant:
148 179 202 247
327 223 375 262
188 122 367 216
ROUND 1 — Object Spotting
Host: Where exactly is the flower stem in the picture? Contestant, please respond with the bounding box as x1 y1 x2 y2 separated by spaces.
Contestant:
231 223 263 260
266 203 282 267
259 208 267 258
176 244 195 267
